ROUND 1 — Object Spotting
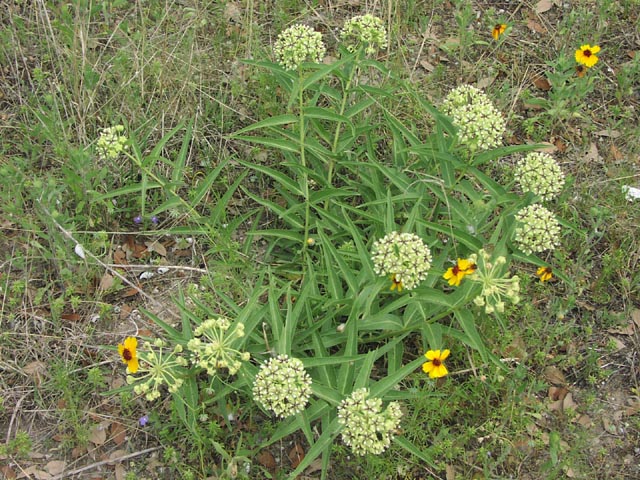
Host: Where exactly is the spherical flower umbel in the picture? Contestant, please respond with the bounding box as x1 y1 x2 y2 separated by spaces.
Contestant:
515 152 565 201
274 24 326 70
468 250 521 315
575 44 600 68
371 231 432 291
125 340 189 401
252 354 312 418
514 204 561 255
187 317 250 377
337 388 403 456
96 125 128 160
340 14 388 56
442 85 506 152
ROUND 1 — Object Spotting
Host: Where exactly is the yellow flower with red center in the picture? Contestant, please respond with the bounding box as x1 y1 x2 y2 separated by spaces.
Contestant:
536 266 553 283
575 44 600 68
492 24 507 41
390 274 404 292
443 258 477 286
422 349 450 378
118 337 139 373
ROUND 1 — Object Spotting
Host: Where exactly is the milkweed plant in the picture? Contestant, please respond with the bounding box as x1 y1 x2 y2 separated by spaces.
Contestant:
110 15 575 478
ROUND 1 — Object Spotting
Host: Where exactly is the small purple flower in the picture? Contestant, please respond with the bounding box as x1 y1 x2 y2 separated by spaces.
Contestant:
151 216 159 225
139 415 149 426
133 215 143 225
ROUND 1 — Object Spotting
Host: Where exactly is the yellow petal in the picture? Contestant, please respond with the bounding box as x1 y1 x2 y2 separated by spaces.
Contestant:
440 349 451 361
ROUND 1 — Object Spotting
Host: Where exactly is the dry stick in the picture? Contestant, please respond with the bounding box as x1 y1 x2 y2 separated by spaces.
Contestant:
50 446 162 480
38 203 180 319
6 393 29 444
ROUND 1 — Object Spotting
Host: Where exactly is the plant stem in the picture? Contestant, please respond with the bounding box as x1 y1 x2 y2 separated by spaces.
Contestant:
298 69 311 256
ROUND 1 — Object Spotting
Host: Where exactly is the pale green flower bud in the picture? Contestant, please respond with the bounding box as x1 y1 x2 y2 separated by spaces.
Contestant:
441 85 505 152
371 231 432 291
514 204 561 254
274 24 326 70
252 354 312 418
340 14 388 56
337 388 403 456
515 152 565 201
95 125 128 160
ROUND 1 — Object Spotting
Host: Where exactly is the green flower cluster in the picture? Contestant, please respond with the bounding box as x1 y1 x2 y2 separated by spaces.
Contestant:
514 204 561 254
274 24 326 70
127 340 188 401
187 317 250 376
515 152 565 201
337 388 403 456
340 14 388 56
96 125 128 160
441 85 506 152
371 231 432 290
468 250 520 314
252 354 312 418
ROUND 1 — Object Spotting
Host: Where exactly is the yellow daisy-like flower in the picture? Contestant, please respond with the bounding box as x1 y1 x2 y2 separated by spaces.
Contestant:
118 337 139 373
492 24 507 41
390 274 403 292
536 266 553 283
422 349 450 379
575 44 600 68
443 258 477 287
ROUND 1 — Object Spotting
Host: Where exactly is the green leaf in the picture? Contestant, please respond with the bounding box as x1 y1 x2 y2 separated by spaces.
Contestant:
233 135 300 153
232 114 298 135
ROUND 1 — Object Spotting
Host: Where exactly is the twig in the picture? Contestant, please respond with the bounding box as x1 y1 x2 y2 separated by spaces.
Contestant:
51 446 162 479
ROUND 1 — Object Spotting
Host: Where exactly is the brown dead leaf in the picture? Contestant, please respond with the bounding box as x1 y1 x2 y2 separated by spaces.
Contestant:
111 422 127 446
526 18 547 34
446 464 456 479
0 465 17 479
288 443 305 468
608 144 624 161
71 445 86 459
23 361 47 385
535 0 554 13
608 335 626 351
419 59 436 72
584 142 601 163
257 450 276 471
89 421 110 446
121 285 141 298
553 138 567 152
145 240 167 257
549 386 569 402
113 249 127 265
562 392 577 411
17 466 52 480
533 76 551 91
108 449 129 463
304 457 323 475
544 366 566 386
477 75 496 89
115 464 126 480
595 129 622 138
624 399 640 416
535 142 558 154
44 461 66 476
61 312 82 322
632 309 640 328
119 304 133 320
576 414 593 427
99 272 114 291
